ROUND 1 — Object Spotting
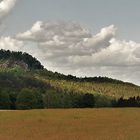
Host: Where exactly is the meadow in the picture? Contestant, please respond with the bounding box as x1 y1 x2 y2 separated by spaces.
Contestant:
0 108 140 140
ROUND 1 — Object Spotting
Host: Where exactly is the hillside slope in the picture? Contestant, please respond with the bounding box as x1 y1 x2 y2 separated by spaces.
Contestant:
0 49 140 109
0 49 140 99
35 70 140 99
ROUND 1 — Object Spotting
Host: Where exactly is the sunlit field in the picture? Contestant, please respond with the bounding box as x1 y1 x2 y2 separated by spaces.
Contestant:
0 108 140 140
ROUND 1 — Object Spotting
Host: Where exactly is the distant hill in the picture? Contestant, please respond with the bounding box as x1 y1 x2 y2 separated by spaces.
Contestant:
0 49 140 109
36 70 140 99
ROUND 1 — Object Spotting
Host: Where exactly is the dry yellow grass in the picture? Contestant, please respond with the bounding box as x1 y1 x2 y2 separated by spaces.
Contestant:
0 108 140 140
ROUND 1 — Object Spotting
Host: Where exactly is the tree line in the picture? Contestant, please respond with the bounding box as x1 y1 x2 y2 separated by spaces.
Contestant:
117 96 140 107
0 87 139 110
0 88 115 109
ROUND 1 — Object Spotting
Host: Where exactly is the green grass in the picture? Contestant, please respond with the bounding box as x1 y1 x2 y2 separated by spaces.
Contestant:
0 108 140 140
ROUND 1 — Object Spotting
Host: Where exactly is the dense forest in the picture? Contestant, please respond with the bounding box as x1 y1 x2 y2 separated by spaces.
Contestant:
0 49 140 109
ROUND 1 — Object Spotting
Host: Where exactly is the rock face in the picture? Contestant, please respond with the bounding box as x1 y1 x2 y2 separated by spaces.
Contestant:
0 60 28 70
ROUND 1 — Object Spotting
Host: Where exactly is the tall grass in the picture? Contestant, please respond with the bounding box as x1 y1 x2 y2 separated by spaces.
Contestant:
0 109 140 140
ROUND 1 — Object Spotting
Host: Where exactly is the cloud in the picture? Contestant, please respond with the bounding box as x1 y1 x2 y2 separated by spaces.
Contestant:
70 38 140 67
16 21 117 60
17 21 92 42
0 0 17 20
5 21 140 85
83 25 117 52
0 0 20 51
0 1 139 84
0 36 23 51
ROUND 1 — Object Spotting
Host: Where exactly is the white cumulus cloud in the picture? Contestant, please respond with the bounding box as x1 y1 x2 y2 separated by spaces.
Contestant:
0 36 23 51
16 21 117 61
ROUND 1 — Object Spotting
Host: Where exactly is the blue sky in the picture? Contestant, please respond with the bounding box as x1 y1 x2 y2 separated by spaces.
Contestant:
1 0 140 85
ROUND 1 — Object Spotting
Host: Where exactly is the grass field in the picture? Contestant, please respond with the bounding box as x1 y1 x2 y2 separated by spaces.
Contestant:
0 109 140 140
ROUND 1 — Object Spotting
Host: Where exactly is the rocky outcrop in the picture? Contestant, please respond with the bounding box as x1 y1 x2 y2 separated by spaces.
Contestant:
0 60 28 70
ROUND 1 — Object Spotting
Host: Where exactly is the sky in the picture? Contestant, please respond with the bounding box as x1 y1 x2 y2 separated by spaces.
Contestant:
1 0 140 85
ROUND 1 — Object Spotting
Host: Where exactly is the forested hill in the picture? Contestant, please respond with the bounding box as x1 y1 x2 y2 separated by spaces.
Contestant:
0 49 134 85
0 49 140 109
0 49 135 86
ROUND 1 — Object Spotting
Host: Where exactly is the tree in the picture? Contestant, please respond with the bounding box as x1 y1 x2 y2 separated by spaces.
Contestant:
43 89 63 108
16 88 39 110
81 93 95 108
0 91 11 109
9 91 18 109
94 95 112 107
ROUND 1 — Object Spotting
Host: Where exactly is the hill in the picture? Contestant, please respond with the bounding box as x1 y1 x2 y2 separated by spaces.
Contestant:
35 70 140 99
0 49 140 109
